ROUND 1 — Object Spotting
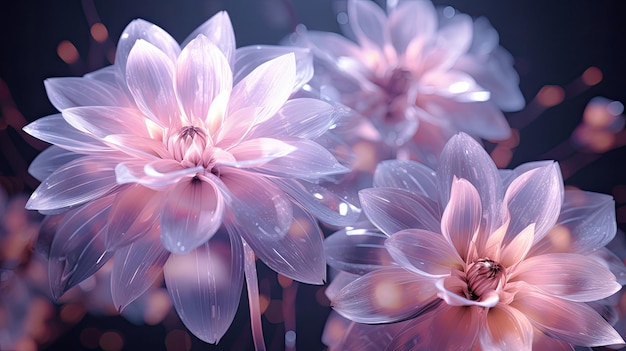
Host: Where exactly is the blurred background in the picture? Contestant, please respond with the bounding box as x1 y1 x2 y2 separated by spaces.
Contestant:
1 0 626 350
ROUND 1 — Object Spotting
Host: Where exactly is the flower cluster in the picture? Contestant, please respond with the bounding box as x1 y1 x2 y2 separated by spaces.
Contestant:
17 0 625 349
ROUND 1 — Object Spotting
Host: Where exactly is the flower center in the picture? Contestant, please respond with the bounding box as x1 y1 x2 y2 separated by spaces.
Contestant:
464 258 505 301
383 68 413 100
167 126 208 167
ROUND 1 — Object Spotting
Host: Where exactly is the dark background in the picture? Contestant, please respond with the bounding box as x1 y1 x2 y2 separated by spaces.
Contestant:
1 0 626 350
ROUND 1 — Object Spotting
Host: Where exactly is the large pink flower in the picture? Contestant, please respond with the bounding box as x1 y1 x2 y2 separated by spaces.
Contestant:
324 133 624 350
23 12 360 343
288 0 524 163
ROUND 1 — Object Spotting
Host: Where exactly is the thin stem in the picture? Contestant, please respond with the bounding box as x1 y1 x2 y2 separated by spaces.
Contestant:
282 280 298 351
243 239 267 351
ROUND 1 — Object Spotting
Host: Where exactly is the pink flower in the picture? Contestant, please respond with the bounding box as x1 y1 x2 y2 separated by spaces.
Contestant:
24 12 360 343
324 133 624 349
288 0 524 163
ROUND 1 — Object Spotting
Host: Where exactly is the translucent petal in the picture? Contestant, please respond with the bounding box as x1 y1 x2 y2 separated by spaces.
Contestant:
115 19 180 77
384 316 434 351
325 271 360 301
435 276 499 308
103 134 169 159
35 214 64 258
503 162 563 244
234 45 313 91
28 146 82 182
223 137 296 167
499 223 534 267
388 0 437 55
111 228 169 311
373 160 438 201
417 95 511 140
325 312 408 351
62 106 157 139
332 267 438 323
324 227 394 275
433 305 483 350
480 305 533 351
227 53 295 126
348 0 391 53
422 13 473 72
23 114 110 154
48 195 114 299
125 40 178 127
359 187 440 236
26 156 118 211
163 230 243 344
510 253 621 302
532 190 616 255
181 11 235 67
251 138 349 180
44 77 131 110
590 247 626 284
512 290 624 347
385 229 462 277
297 30 363 65
249 98 336 140
176 35 232 125
437 133 503 235
226 203 325 284
531 331 575 351
160 177 224 254
441 177 482 260
420 70 490 103
105 184 162 249
272 178 361 226
220 169 292 240
115 159 201 191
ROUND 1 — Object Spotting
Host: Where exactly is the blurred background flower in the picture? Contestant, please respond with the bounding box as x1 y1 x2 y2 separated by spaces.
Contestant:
2 0 626 350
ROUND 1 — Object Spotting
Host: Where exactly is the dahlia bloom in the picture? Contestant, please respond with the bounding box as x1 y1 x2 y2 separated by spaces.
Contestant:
24 12 360 343
288 0 524 163
324 133 624 350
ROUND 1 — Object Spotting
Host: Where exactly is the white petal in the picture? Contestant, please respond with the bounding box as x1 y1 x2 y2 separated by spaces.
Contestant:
181 11 235 67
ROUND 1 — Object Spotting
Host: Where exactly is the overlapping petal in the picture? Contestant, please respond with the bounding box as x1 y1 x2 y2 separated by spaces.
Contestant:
325 227 394 275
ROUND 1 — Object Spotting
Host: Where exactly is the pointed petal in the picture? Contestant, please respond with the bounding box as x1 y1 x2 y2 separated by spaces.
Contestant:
422 14 473 71
111 228 169 311
510 253 621 302
48 195 114 299
504 162 563 244
176 35 232 125
182 11 235 67
324 227 394 275
23 114 110 153
223 137 296 167
250 98 336 139
115 159 201 191
438 133 503 235
332 267 438 323
429 305 482 351
226 54 295 127
359 187 440 235
533 190 616 255
160 177 224 254
373 160 438 200
115 19 180 77
441 177 482 260
234 45 313 91
499 223 534 267
480 305 533 351
420 70 490 103
125 40 178 127
28 146 82 182
388 0 436 55
164 230 244 344
590 247 626 284
226 203 326 284
105 184 162 249
512 290 624 347
272 178 361 226
348 0 391 54
26 157 118 211
62 106 158 139
385 229 462 277
251 138 349 180
220 169 292 239
436 276 499 308
45 77 131 110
